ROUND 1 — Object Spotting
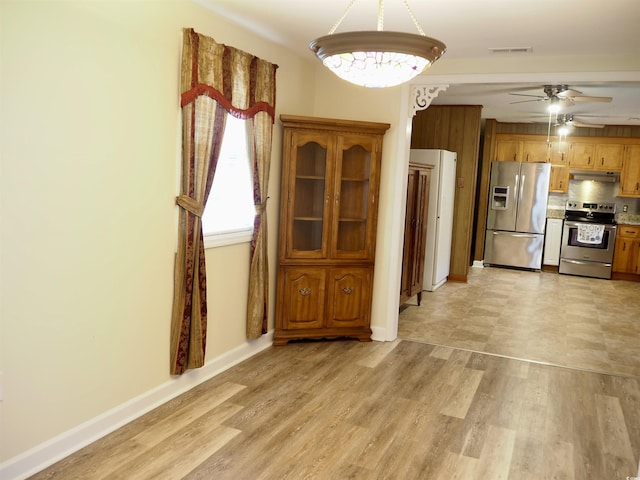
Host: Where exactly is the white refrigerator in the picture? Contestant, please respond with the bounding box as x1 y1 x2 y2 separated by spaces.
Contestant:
409 149 457 291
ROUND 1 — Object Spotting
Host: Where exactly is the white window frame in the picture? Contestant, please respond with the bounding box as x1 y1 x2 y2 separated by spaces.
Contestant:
202 114 255 249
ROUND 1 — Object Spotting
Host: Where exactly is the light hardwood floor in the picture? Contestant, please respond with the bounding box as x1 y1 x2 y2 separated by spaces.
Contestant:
30 268 640 479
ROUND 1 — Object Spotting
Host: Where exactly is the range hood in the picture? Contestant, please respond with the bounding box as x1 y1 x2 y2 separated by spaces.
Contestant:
569 170 620 182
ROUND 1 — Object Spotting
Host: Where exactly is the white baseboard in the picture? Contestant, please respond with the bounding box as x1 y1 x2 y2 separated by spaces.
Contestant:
472 260 484 268
0 332 274 480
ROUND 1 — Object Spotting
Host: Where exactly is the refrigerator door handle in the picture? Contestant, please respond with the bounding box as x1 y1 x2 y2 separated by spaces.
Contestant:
518 173 525 209
490 231 539 239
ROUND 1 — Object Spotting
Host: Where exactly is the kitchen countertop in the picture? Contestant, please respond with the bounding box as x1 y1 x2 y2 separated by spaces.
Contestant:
546 208 565 220
616 213 640 225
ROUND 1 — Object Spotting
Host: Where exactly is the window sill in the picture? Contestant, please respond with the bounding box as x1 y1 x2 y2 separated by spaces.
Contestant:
204 229 253 249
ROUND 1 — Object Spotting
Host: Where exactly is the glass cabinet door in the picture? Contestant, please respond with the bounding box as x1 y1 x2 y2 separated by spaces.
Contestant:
332 135 378 259
287 132 332 258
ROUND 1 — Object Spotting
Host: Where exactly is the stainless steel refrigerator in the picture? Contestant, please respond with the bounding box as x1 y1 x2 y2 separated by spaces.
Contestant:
484 161 551 270
409 149 457 291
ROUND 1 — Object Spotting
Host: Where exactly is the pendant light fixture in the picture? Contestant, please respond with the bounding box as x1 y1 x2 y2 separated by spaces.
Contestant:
309 0 446 88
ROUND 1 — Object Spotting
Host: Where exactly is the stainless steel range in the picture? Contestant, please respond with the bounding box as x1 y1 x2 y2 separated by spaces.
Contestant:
559 201 617 279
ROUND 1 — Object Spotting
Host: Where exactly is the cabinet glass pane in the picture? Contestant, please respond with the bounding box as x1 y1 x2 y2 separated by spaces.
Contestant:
337 144 370 252
292 141 327 252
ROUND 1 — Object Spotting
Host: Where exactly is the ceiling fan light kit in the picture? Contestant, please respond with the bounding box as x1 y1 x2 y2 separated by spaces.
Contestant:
309 0 446 88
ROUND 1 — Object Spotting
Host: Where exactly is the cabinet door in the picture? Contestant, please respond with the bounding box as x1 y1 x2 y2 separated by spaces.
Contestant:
285 131 333 259
619 145 640 197
613 226 640 273
331 134 380 260
543 218 563 266
594 144 624 171
613 239 634 273
549 165 569 193
326 267 371 328
549 141 568 165
522 140 549 163
495 139 520 162
401 166 431 301
568 143 595 169
280 267 326 330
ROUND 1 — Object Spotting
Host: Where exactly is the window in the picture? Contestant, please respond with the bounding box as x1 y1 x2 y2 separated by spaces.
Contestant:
202 114 255 248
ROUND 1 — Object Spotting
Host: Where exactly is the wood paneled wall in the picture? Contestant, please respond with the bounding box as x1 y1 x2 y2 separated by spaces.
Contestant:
411 105 482 282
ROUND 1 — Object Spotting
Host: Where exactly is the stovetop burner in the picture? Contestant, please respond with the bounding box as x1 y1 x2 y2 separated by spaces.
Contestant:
565 201 616 224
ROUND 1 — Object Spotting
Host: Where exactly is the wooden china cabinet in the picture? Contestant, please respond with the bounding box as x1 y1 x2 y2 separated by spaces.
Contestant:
274 115 390 346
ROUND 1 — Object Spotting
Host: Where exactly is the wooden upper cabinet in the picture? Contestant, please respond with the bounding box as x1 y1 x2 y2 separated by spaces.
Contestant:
549 141 568 165
495 136 551 163
331 134 379 260
522 140 550 162
281 128 382 261
284 131 333 259
594 144 624 171
620 144 640 197
495 139 520 162
568 143 595 169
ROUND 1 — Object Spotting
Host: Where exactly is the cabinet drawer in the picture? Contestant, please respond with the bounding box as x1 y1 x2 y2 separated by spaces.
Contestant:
617 225 640 239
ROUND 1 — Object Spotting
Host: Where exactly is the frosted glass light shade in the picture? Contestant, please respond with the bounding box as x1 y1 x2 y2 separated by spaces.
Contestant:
310 31 446 88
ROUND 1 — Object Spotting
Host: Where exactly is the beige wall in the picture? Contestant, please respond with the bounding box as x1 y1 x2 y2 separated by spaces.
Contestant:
0 0 317 463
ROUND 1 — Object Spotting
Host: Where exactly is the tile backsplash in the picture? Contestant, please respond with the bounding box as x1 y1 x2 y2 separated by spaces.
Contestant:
548 179 640 213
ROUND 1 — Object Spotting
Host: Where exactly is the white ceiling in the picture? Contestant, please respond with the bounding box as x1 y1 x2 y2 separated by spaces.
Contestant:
199 0 640 127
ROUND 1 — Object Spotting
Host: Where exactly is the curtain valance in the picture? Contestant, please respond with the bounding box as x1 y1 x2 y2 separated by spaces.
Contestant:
180 28 277 120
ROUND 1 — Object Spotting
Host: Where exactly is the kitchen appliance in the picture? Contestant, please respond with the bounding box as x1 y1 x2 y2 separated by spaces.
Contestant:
559 201 617 279
409 149 457 291
484 161 551 270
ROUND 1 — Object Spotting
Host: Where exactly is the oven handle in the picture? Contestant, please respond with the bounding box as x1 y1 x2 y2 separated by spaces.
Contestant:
564 221 616 230
561 258 612 267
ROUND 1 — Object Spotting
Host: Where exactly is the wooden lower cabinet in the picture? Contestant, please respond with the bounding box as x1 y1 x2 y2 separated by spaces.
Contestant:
613 225 640 276
274 265 372 345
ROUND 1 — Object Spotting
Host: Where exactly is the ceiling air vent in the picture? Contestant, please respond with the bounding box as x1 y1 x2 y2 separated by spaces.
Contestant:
488 47 533 54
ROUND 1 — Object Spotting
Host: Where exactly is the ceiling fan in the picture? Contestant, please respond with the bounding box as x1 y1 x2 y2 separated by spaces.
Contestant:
509 85 613 107
555 114 604 129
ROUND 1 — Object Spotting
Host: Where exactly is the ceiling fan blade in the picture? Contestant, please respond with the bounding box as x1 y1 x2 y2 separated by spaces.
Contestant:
508 93 547 99
570 96 613 103
556 88 582 98
509 99 546 104
569 120 605 128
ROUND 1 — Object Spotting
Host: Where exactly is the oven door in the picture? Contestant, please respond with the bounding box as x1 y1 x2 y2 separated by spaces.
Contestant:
560 221 617 263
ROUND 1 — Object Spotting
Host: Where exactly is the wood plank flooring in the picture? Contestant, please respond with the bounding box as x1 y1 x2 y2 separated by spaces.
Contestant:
30 338 640 479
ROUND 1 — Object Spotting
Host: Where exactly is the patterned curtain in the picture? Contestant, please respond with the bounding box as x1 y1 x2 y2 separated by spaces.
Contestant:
171 28 277 375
